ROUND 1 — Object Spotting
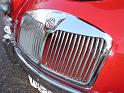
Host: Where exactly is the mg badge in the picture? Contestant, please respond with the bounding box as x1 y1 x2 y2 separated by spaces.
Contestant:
45 17 56 30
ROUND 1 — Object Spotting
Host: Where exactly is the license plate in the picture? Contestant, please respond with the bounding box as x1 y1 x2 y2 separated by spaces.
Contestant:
28 75 52 93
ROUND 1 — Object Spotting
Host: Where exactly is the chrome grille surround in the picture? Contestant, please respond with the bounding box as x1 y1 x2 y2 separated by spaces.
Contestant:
18 9 112 88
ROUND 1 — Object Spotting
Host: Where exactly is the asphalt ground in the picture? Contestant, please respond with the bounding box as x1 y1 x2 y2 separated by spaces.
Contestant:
0 10 40 93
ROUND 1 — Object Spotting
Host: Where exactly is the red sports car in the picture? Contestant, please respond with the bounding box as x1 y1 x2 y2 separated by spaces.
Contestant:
0 0 124 93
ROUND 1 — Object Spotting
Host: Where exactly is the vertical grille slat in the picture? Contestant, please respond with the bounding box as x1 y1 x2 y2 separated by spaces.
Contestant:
56 33 70 71
70 36 86 77
53 32 66 70
67 35 81 76
88 39 104 81
78 37 91 79
33 23 39 58
75 37 90 78
59 34 74 72
48 31 59 67
36 24 41 57
79 37 95 80
63 35 78 74
50 31 63 68
45 33 55 66
26 19 34 55
19 14 110 86
83 38 100 80
36 25 42 58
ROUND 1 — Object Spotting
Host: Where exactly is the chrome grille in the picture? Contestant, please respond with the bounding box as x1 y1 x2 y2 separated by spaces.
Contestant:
42 30 107 84
19 15 45 62
18 9 112 88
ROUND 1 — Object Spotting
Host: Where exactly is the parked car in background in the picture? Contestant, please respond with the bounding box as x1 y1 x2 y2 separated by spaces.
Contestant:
0 0 124 93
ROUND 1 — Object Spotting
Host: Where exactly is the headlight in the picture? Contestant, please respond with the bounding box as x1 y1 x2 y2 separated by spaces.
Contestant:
0 0 11 13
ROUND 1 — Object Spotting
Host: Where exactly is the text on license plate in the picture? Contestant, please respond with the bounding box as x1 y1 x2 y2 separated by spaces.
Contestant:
28 75 52 93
